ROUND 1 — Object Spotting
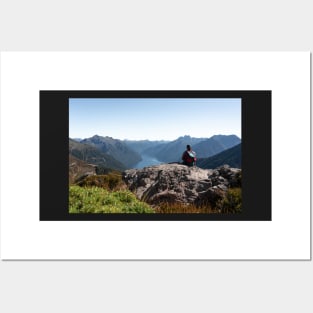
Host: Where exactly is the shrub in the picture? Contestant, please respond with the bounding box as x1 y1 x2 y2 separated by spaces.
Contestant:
216 188 242 213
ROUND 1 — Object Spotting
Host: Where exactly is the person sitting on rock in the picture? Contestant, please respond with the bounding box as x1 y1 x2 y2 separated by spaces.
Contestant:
182 145 196 166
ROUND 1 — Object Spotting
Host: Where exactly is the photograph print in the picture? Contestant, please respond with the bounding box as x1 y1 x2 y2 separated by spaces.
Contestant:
69 97 242 215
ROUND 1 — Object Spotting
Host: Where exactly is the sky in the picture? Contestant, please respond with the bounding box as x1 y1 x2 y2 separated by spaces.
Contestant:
69 98 241 140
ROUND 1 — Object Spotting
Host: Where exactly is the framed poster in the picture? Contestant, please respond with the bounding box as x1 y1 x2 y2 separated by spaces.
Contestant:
0 52 310 260
40 90 271 221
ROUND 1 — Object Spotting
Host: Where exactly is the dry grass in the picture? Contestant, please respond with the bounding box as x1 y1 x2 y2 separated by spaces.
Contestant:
154 202 217 214
76 173 127 191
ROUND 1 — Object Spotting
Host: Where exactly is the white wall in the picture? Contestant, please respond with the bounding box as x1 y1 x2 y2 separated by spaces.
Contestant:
0 1 312 313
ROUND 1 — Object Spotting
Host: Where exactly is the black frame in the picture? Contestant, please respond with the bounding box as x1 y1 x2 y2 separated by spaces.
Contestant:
40 90 271 221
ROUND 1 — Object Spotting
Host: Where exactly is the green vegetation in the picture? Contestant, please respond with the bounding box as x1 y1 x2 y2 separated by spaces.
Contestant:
69 171 156 214
216 188 242 213
69 186 155 213
76 173 125 190
69 168 242 214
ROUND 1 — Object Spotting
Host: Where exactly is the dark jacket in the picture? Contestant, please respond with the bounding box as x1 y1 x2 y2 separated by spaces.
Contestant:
182 150 196 166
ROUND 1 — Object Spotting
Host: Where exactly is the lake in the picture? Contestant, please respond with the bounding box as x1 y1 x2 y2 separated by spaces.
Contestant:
134 154 163 169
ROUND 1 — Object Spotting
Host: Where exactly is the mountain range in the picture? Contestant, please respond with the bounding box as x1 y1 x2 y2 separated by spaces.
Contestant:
80 135 142 168
192 134 241 158
69 134 241 174
69 138 126 171
141 134 240 163
143 135 206 162
196 143 241 169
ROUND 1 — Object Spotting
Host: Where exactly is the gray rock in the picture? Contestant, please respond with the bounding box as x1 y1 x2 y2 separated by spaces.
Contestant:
123 163 241 207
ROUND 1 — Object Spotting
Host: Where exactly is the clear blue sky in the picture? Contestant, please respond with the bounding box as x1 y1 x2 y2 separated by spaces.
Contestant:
69 98 241 140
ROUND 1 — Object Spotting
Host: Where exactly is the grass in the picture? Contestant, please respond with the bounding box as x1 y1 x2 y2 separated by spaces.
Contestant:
216 188 242 213
76 173 126 190
69 185 155 213
155 202 216 214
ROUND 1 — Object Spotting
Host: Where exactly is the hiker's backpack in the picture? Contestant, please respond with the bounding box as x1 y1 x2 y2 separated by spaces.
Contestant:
186 151 196 163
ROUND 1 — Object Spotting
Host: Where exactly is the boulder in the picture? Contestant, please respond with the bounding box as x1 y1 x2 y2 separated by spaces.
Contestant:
123 164 241 207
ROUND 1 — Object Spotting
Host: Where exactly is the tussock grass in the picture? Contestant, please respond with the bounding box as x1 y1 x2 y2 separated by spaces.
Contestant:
76 173 126 191
155 202 216 214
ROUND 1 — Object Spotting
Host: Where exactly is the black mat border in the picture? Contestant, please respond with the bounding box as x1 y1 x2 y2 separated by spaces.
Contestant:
40 90 271 221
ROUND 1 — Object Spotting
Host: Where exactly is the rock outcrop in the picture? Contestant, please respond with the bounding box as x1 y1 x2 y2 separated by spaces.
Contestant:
123 164 241 207
69 154 96 184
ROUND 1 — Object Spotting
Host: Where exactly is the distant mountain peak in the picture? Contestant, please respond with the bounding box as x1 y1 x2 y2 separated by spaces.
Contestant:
211 134 240 140
176 135 193 141
91 134 113 138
